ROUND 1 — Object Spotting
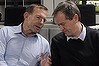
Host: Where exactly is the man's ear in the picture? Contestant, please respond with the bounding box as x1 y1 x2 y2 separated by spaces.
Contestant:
24 12 29 19
73 14 78 23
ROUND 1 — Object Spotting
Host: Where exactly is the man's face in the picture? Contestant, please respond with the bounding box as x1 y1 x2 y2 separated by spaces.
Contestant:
25 7 48 33
54 11 77 37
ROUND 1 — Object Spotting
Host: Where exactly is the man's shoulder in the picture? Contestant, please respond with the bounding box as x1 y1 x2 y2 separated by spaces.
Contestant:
86 27 99 40
52 32 66 40
1 26 15 30
86 27 99 35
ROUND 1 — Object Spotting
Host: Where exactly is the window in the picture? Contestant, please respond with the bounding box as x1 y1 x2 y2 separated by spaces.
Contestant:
0 0 41 23
79 0 99 13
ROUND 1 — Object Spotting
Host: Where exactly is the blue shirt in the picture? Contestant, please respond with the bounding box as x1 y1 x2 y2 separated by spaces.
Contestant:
0 24 50 66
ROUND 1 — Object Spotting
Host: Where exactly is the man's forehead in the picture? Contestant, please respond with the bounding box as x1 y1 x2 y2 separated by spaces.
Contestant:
34 8 47 16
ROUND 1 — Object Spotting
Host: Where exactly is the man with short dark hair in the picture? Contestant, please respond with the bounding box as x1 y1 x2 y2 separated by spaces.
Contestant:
51 1 99 66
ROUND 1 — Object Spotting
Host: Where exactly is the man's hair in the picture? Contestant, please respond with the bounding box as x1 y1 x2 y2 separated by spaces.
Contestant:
52 1 81 21
25 4 48 14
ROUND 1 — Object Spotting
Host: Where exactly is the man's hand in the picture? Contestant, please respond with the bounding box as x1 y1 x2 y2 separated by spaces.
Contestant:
40 53 51 66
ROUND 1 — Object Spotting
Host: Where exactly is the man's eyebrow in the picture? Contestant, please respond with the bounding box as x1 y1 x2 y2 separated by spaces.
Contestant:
37 15 47 22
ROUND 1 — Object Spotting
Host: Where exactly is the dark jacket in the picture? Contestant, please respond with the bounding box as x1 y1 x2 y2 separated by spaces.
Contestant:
51 27 99 66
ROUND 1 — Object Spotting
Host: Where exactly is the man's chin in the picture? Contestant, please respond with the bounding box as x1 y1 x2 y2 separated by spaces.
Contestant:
35 30 40 33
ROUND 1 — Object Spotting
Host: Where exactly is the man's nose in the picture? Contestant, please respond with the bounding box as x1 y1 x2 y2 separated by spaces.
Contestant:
39 19 45 24
59 25 64 31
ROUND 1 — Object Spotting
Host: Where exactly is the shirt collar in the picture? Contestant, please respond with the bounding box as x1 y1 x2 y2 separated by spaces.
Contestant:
14 23 22 34
67 24 86 41
14 23 38 37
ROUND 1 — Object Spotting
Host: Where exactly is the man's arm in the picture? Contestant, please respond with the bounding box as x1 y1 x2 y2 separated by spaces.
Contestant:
0 28 8 66
0 41 8 66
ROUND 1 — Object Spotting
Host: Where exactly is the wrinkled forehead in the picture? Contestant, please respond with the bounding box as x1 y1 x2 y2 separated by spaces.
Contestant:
54 12 66 22
33 7 48 17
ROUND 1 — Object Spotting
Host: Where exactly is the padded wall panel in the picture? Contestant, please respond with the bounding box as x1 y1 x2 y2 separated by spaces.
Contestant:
77 5 96 26
49 28 61 44
5 7 26 26
40 28 49 42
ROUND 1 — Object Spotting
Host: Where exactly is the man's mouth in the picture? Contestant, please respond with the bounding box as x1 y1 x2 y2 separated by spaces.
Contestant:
35 25 41 30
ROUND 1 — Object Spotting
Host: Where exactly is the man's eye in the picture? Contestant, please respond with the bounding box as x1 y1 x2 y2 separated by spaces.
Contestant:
58 23 64 26
43 19 46 22
58 24 61 26
37 16 41 19
36 16 46 23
